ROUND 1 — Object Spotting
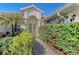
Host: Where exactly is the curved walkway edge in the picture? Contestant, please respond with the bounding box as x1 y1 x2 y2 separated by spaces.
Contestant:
33 37 57 55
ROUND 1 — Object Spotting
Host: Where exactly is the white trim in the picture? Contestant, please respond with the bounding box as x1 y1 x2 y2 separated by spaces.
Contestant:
57 12 66 23
20 4 44 14
57 12 66 19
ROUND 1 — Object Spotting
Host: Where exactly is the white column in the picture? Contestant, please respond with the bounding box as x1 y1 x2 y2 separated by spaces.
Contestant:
36 20 40 36
32 24 33 33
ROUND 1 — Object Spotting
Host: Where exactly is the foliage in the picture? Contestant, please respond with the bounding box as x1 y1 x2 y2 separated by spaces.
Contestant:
0 37 13 55
0 30 34 55
39 24 50 42
0 14 24 36
39 22 79 55
10 31 34 55
0 19 5 25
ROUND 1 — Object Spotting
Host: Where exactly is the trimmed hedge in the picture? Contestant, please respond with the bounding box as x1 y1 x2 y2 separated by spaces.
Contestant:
39 22 79 55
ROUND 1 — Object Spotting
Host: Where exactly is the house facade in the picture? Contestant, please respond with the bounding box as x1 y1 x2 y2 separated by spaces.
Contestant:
46 4 79 24
0 4 45 36
20 4 44 35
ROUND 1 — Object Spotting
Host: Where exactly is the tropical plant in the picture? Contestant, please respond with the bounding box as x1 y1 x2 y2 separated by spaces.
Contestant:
10 30 34 55
0 14 24 36
0 37 13 55
0 30 34 55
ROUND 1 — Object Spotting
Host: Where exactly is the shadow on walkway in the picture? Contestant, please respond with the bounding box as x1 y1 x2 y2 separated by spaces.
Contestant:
33 40 45 55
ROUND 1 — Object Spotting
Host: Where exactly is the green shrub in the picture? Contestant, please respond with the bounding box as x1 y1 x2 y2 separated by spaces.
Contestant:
0 37 13 55
39 22 79 55
39 24 52 42
0 30 34 55
10 31 34 55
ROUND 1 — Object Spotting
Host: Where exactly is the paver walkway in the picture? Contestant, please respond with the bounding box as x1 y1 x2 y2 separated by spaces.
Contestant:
33 37 57 55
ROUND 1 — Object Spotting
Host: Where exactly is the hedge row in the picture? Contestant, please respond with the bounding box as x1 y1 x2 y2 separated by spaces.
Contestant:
39 22 79 55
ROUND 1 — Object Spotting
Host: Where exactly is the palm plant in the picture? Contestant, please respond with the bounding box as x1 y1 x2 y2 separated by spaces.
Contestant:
1 14 24 36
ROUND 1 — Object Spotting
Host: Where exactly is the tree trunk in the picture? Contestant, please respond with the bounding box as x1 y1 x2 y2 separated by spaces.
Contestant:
15 22 17 32
12 23 14 36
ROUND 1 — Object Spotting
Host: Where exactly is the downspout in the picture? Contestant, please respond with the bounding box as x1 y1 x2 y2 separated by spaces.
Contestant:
57 12 67 23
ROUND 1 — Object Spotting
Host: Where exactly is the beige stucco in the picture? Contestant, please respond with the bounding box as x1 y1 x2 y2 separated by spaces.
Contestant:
67 10 79 22
21 6 43 35
22 7 42 20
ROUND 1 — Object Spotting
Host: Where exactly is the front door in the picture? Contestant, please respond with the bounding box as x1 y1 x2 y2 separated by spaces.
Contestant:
27 15 38 34
28 23 37 34
28 23 32 32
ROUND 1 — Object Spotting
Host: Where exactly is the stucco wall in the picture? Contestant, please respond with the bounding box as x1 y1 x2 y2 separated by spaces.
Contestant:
22 7 42 20
0 24 7 34
68 11 79 22
0 24 12 34
21 7 43 36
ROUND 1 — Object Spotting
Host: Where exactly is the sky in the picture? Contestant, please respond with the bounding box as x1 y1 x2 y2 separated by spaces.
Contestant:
0 3 65 16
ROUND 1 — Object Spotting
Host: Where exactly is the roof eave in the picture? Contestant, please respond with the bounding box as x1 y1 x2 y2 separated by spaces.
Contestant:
20 5 44 14
46 4 73 21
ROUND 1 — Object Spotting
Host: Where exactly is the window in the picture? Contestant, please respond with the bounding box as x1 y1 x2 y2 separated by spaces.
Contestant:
70 14 76 22
24 12 27 18
70 18 75 22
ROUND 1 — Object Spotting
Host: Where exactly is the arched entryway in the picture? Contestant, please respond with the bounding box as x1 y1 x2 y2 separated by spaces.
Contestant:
27 15 38 34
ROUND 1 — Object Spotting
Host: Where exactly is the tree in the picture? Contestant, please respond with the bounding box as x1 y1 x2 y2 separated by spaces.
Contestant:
1 13 24 36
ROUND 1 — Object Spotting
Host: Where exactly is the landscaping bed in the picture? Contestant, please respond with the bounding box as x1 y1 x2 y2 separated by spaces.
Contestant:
39 22 79 55
47 42 64 55
0 30 34 55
